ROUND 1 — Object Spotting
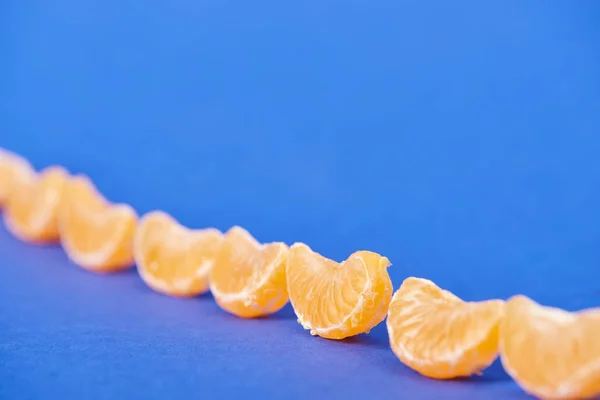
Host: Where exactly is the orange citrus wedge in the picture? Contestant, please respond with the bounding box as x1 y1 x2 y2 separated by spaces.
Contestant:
286 243 393 340
0 148 34 207
3 165 69 243
134 211 223 297
500 295 600 400
60 175 137 273
209 226 288 318
386 277 505 379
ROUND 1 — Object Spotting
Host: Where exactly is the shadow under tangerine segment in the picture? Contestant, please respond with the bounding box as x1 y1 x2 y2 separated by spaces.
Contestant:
0 147 599 400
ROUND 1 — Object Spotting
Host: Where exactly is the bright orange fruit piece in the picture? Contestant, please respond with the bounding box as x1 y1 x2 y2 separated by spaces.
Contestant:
287 243 393 340
60 175 138 273
135 211 223 297
3 165 69 243
500 295 600 400
0 149 34 207
387 277 505 379
209 226 288 318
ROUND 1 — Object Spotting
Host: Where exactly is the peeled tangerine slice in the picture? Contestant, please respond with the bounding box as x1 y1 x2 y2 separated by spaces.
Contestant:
60 175 137 273
135 211 223 297
387 277 505 379
209 226 288 318
287 243 393 340
0 148 34 207
3 165 69 243
500 295 600 400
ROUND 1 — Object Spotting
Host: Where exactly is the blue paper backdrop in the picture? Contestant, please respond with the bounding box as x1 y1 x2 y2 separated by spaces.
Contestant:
1 1 600 399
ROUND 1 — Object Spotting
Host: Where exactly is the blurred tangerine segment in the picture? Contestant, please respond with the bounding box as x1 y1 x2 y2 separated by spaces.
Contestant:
287 243 393 340
209 226 288 318
500 295 600 400
135 211 223 297
386 277 505 379
3 165 69 244
60 175 137 273
0 148 34 207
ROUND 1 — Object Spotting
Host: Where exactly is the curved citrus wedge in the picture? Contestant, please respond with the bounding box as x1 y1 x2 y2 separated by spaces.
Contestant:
3 165 69 243
0 149 34 207
500 295 600 400
209 226 288 318
60 175 137 273
287 243 393 340
387 277 505 379
135 211 223 297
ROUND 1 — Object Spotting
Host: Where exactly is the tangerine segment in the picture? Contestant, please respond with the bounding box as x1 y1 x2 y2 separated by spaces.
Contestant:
387 277 505 379
60 175 137 273
287 243 393 340
0 149 35 207
135 211 223 297
209 226 288 318
500 295 600 400
3 165 69 243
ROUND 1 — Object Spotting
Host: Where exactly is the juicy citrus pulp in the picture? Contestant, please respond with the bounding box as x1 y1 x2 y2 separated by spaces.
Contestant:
500 295 600 400
60 175 137 272
387 277 505 379
135 211 223 297
286 243 393 340
209 226 288 318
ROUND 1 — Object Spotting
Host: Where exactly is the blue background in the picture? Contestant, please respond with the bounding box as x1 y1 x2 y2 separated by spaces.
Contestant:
2 1 600 399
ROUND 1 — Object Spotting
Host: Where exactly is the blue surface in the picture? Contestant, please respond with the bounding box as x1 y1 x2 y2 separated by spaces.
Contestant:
2 1 600 399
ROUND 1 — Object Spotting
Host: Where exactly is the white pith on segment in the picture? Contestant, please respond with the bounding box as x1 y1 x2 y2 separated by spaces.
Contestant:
287 243 392 339
134 210 222 295
209 235 287 309
296 254 372 337
386 277 504 378
0 148 35 202
138 259 214 294
500 296 600 400
3 166 66 240
61 204 135 269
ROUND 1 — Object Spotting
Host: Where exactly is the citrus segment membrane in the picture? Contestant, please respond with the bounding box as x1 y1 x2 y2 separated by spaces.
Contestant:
387 277 505 379
60 175 137 272
3 165 68 243
0 148 34 207
135 211 223 297
209 226 288 318
500 295 600 400
287 243 393 340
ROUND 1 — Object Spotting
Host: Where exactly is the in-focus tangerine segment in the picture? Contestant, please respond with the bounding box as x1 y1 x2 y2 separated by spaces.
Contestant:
286 243 393 340
135 211 223 297
387 277 505 379
500 295 600 400
209 226 289 318
60 174 138 273
3 165 69 244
